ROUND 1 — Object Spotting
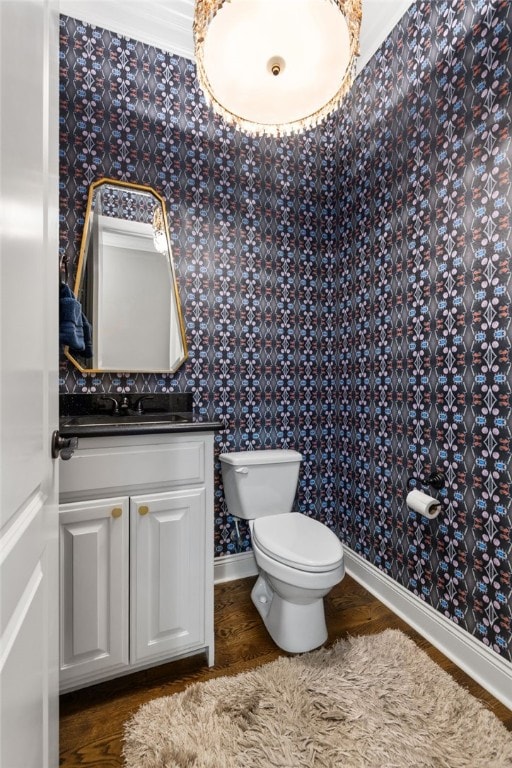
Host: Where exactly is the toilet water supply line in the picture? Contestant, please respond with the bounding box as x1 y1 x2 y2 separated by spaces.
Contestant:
233 517 243 550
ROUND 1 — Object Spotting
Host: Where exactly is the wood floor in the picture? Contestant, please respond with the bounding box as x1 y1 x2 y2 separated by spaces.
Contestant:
59 574 511 766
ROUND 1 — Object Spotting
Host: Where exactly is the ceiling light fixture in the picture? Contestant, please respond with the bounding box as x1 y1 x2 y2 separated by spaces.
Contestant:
194 0 362 137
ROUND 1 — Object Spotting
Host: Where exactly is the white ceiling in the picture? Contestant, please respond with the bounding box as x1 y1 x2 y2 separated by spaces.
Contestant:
59 0 416 74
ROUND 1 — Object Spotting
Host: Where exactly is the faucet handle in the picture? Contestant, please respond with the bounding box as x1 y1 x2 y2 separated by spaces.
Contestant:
133 395 154 414
118 395 131 413
99 395 119 414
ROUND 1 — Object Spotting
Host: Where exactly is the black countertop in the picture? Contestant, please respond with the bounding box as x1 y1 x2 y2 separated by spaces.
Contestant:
59 393 223 438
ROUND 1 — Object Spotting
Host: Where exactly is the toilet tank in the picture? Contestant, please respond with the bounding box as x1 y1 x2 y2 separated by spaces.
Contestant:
219 450 302 520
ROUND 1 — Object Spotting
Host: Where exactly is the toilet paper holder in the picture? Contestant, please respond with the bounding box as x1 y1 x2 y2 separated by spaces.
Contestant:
407 471 445 492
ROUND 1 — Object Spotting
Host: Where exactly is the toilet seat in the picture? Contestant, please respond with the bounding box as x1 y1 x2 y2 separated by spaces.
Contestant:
252 513 343 573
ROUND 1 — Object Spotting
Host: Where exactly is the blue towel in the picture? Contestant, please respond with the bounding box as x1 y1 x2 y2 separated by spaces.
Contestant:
60 283 93 357
81 310 93 358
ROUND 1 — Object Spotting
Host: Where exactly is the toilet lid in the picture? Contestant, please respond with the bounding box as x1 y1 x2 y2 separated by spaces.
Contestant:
252 513 343 573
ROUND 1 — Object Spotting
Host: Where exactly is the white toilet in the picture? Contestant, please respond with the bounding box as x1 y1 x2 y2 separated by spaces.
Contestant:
219 449 344 653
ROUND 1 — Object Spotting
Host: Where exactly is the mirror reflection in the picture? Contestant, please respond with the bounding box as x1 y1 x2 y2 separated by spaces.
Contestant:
65 178 187 373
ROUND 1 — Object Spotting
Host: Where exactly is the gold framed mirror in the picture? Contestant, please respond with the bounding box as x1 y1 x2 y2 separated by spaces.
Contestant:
65 178 188 374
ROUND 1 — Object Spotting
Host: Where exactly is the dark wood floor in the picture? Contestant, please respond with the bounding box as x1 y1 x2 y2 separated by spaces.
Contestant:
59 574 511 766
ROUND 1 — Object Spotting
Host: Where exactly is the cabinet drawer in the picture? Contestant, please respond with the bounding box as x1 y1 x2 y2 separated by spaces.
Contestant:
60 436 205 496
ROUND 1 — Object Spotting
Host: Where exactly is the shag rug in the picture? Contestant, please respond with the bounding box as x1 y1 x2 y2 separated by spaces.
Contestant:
123 629 512 768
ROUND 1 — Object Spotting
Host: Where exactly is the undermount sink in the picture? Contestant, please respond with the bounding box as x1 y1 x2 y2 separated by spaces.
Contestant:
61 412 189 427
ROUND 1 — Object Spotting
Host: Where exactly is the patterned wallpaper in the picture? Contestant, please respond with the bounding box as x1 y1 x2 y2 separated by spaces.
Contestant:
58 15 331 558
59 0 511 661
335 0 511 661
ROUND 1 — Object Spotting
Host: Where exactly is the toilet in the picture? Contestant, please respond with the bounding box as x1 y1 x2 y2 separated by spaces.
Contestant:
219 449 344 653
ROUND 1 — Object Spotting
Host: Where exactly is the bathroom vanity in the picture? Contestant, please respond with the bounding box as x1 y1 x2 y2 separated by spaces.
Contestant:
57 395 220 692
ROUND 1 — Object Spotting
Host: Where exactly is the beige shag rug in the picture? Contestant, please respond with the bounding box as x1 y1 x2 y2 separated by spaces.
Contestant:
123 629 512 768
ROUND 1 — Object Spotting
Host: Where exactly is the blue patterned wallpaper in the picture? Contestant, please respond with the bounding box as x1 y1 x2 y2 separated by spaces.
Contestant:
334 0 511 661
59 0 511 661
58 15 331 557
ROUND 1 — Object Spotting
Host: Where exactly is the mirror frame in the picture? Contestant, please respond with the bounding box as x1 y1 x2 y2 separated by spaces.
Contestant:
64 177 188 374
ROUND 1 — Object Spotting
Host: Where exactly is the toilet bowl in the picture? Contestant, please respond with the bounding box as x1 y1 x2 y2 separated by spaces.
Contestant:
250 514 344 653
219 450 345 653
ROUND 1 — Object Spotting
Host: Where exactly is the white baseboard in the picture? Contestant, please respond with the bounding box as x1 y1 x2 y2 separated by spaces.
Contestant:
214 551 258 584
344 548 512 711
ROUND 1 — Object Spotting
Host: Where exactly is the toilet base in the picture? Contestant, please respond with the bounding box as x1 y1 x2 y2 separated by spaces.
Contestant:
251 573 328 654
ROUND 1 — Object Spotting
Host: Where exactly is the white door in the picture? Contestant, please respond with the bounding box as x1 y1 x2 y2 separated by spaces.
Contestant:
0 1 59 767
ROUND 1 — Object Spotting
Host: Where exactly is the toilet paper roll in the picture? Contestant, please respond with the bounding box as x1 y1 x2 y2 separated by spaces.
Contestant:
406 489 441 520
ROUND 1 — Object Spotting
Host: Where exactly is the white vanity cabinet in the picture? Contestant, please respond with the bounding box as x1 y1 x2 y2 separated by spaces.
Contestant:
59 431 214 693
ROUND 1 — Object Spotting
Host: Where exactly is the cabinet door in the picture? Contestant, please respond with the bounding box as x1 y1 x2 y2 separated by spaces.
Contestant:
59 497 129 689
130 488 205 663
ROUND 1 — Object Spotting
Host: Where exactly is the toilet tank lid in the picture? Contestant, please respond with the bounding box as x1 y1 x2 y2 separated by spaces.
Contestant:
219 449 302 466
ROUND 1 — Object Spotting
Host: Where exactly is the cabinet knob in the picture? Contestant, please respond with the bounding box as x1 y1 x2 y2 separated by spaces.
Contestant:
111 507 123 518
138 505 149 516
